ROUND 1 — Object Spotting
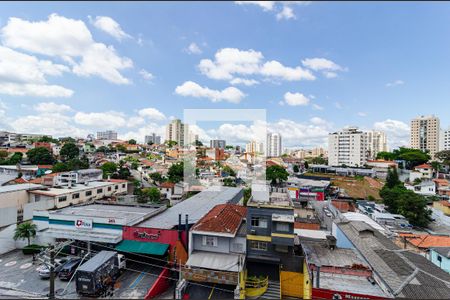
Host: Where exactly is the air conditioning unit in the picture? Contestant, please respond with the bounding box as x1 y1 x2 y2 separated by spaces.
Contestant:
250 229 256 234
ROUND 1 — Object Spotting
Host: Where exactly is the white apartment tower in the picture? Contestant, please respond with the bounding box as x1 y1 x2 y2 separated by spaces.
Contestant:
266 133 282 157
442 127 450 151
410 115 440 158
328 127 368 167
97 130 117 140
246 140 264 154
165 119 189 147
367 130 387 159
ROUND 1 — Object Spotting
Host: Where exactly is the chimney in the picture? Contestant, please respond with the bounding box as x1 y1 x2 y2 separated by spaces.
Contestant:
316 266 320 288
185 214 189 250
178 214 182 241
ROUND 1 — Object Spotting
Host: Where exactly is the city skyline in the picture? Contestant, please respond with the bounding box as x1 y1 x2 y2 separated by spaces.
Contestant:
1 2 450 148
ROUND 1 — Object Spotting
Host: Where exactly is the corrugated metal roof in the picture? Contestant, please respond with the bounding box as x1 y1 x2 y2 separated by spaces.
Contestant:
186 251 242 272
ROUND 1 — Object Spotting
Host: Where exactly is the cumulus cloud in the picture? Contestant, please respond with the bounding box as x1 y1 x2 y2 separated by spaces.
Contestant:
235 1 310 20
373 119 410 149
0 46 73 97
74 111 128 128
185 42 202 55
281 92 310 106
302 58 345 78
34 102 72 113
138 107 166 120
175 81 245 103
139 69 154 81
230 78 259 86
312 103 324 110
198 48 315 83
277 6 295 20
1 14 133 85
89 16 132 41
386 79 404 87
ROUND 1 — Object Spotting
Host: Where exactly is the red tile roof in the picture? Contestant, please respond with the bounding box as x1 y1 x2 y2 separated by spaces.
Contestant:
13 178 28 184
415 164 432 169
191 204 247 235
141 160 154 167
159 182 175 189
399 233 450 249
7 148 28 153
105 179 128 183
37 165 53 169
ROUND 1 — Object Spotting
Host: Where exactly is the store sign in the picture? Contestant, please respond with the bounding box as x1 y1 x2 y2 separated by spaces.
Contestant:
75 219 93 230
134 230 161 240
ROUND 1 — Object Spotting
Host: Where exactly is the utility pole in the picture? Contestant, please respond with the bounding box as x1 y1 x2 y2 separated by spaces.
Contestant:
49 245 55 300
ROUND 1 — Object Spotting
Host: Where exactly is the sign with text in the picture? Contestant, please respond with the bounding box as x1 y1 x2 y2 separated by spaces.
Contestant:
75 218 93 230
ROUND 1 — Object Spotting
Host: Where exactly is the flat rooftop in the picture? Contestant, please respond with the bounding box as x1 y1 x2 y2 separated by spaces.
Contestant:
248 192 293 208
28 181 123 196
0 183 45 194
138 187 242 229
48 203 164 226
319 272 387 298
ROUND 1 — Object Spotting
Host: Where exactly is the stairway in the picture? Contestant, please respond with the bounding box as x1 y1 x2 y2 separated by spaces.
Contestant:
261 280 280 299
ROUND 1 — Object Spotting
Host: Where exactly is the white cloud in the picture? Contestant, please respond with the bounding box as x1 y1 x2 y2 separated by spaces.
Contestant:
230 78 259 86
175 81 245 103
282 92 310 106
1 14 133 85
276 6 295 20
357 112 367 117
34 102 72 113
74 111 127 128
312 103 324 110
138 107 166 120
0 83 74 98
302 58 345 78
386 80 404 87
199 48 315 83
139 69 154 81
373 119 410 149
235 1 310 20
235 1 276 11
90 16 132 41
185 42 202 55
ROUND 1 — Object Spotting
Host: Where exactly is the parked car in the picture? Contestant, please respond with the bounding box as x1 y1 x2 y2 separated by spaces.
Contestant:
38 257 73 279
58 258 82 280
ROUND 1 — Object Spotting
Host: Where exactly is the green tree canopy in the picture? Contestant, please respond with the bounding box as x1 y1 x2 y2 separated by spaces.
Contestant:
376 151 396 161
293 165 300 173
8 152 23 165
52 162 70 173
143 187 161 203
27 147 54 165
223 177 237 187
101 162 118 178
222 165 236 177
168 162 184 183
385 167 401 189
128 139 137 145
243 187 252 206
377 147 430 169
266 165 289 184
60 142 79 160
310 155 327 165
150 172 163 183
166 140 178 148
14 222 37 246
435 150 450 166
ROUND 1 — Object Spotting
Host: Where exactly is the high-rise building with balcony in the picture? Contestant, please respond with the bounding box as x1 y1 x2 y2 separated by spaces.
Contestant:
328 127 368 167
410 115 440 158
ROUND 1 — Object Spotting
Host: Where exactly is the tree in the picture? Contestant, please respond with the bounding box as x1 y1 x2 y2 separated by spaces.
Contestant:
59 137 76 144
101 162 118 178
376 151 396 161
225 145 235 150
311 155 327 165
168 162 184 183
38 136 59 144
243 188 252 206
266 165 289 184
144 187 161 203
195 140 203 147
52 162 70 173
128 139 137 145
27 147 54 165
131 161 139 170
304 161 309 169
8 152 23 165
397 190 432 227
222 165 236 177
166 140 178 148
293 165 300 173
67 157 89 170
435 150 450 166
385 168 401 189
96 146 109 154
14 222 37 246
150 172 163 183
223 177 237 187
116 144 127 152
60 142 79 160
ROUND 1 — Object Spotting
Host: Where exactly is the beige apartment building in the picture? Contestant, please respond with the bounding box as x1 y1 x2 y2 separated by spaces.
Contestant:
410 115 440 158
165 119 189 147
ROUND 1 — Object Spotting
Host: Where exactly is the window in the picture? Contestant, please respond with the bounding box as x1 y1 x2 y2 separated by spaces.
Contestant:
72 193 80 199
115 185 118 190
122 184 126 188
251 216 268 228
276 223 289 232
97 189 103 194
108 187 112 192
202 236 218 247
249 241 267 251
86 191 92 196
58 196 67 202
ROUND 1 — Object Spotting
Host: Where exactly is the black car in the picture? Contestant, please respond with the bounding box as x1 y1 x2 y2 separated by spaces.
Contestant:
58 258 82 280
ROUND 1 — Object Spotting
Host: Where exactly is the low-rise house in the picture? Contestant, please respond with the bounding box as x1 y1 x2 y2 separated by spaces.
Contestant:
414 163 434 179
158 182 175 199
366 159 398 179
434 200 450 216
396 233 450 255
183 204 247 296
430 247 450 273
405 180 436 196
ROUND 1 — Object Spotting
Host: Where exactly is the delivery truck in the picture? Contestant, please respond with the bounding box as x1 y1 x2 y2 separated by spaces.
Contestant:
75 250 126 297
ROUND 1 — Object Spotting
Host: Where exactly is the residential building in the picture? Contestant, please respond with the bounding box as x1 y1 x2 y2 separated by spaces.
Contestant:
266 133 282 157
434 200 450 216
442 127 450 151
430 247 450 273
294 147 328 159
333 219 450 298
183 204 247 297
396 233 450 256
405 181 436 196
245 140 264 154
97 130 118 140
328 127 368 167
367 130 387 159
210 139 226 149
145 133 161 145
410 115 440 158
165 119 189 147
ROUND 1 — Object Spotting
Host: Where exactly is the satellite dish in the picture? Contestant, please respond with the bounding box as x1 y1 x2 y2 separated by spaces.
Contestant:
44 170 53 174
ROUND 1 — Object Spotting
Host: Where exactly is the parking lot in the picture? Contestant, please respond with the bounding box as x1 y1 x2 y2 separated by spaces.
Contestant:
0 250 160 299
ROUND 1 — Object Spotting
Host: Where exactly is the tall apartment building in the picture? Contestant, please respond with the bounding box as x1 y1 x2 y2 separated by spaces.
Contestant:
410 115 440 158
210 139 226 149
266 133 282 157
442 127 450 151
328 127 368 167
367 131 387 159
145 133 161 145
165 119 189 147
97 130 118 140
246 140 264 154
293 147 328 159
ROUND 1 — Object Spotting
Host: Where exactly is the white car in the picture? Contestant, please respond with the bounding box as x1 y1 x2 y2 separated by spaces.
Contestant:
37 257 70 279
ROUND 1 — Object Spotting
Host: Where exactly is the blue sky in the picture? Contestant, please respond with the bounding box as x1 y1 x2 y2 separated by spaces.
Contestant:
0 1 449 148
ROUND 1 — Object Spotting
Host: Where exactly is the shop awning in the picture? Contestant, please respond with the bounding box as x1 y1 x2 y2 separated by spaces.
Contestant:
115 240 169 256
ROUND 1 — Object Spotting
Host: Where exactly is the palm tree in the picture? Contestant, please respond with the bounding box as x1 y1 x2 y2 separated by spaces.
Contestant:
13 222 37 246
